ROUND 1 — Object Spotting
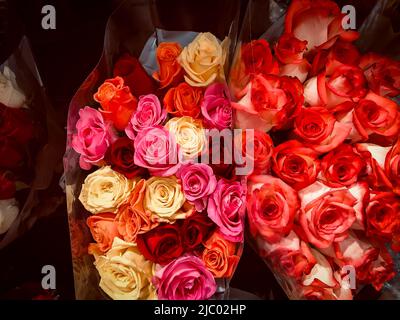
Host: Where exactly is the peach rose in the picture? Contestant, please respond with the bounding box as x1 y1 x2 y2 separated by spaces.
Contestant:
87 213 120 253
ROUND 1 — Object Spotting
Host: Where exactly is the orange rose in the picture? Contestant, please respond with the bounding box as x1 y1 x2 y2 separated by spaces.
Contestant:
94 76 138 131
164 83 203 118
202 232 240 278
116 179 159 243
87 213 120 253
153 42 184 89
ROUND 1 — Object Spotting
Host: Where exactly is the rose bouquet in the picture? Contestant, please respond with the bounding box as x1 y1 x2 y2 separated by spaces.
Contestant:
64 0 245 300
0 37 63 249
230 0 400 299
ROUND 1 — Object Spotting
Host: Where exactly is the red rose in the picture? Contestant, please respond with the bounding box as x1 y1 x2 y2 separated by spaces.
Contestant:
293 107 351 154
86 213 120 253
136 223 183 265
106 137 145 179
0 171 15 200
285 0 358 52
298 182 357 248
271 140 319 190
304 65 367 108
247 175 299 243
0 137 23 169
366 192 400 250
94 76 138 131
241 39 279 76
319 144 366 187
181 212 215 251
385 139 400 195
360 53 400 98
113 53 156 97
233 74 304 132
352 92 399 141
0 103 34 144
275 33 308 65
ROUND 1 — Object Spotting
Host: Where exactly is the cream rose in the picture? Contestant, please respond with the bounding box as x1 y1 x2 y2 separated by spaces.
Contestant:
178 32 229 87
0 199 19 235
165 116 206 159
94 238 156 300
79 166 135 214
0 66 26 108
144 176 190 222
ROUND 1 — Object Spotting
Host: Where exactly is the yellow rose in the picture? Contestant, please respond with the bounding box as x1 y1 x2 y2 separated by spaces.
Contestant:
165 116 206 159
79 166 135 214
144 176 192 222
178 32 229 87
94 238 156 300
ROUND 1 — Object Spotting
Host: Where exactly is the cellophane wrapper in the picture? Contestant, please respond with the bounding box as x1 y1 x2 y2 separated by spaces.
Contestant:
0 37 64 250
229 0 400 300
64 0 245 300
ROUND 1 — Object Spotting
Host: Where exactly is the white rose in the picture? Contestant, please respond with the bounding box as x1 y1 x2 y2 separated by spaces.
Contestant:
0 199 19 235
0 66 27 108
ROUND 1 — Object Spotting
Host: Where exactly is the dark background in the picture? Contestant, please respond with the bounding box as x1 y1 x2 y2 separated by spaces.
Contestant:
0 0 385 300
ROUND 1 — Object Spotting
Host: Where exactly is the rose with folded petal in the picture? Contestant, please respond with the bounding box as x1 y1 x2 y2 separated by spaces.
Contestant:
0 198 19 235
94 76 138 131
208 179 245 242
113 54 156 97
271 140 319 190
79 166 135 214
298 182 357 248
202 232 240 278
144 176 192 222
0 66 26 108
134 126 182 177
116 180 159 243
182 212 215 251
352 92 399 141
164 83 202 118
178 32 228 87
233 74 303 132
0 103 34 144
293 107 351 154
153 42 184 89
87 213 120 253
125 94 166 138
247 175 299 243
165 116 206 160
385 139 400 195
72 106 113 170
284 0 358 52
319 144 366 187
176 163 217 212
201 83 232 130
242 39 279 76
360 53 400 98
136 223 183 266
94 238 156 300
153 255 216 300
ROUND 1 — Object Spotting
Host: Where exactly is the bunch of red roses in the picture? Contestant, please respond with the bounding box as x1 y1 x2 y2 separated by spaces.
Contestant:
70 33 245 300
231 0 400 300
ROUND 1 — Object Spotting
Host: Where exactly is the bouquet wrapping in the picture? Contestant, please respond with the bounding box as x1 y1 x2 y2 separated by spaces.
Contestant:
0 37 64 250
230 0 400 299
64 0 247 300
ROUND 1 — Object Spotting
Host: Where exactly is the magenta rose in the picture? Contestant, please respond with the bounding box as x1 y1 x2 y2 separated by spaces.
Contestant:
72 106 113 170
154 255 216 300
207 179 245 242
125 94 166 139
201 83 232 130
134 126 182 176
177 163 217 211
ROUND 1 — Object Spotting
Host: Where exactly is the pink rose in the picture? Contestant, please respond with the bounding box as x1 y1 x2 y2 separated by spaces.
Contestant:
154 255 216 300
176 163 217 212
72 106 113 170
201 83 232 130
125 94 166 139
134 126 182 177
208 179 245 242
